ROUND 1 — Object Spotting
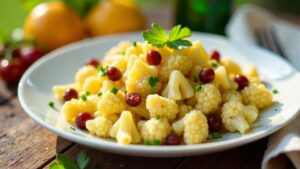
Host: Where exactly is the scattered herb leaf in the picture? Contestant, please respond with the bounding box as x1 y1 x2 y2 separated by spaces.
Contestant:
153 139 161 146
77 151 90 169
272 89 279 94
48 101 56 109
49 151 90 169
49 162 64 169
156 115 161 120
97 65 108 76
193 76 198 82
97 92 103 97
195 84 202 92
70 126 76 131
133 41 137 47
143 23 192 49
211 63 219 68
210 132 223 140
110 87 118 94
56 154 79 169
81 95 87 101
149 76 160 88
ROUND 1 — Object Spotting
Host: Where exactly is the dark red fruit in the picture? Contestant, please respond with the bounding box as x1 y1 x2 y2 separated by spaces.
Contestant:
207 114 222 132
126 93 142 107
146 50 162 65
211 50 220 62
63 88 78 102
86 58 100 67
18 46 43 67
199 68 215 83
166 134 181 145
0 59 26 84
75 112 92 129
235 75 249 90
107 66 122 81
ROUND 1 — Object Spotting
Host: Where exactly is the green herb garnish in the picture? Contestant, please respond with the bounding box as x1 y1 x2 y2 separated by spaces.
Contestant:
110 87 118 94
85 91 90 96
144 140 151 145
272 89 279 94
210 132 223 140
195 84 202 92
143 23 192 49
48 101 56 109
155 115 161 120
149 76 160 88
49 151 90 169
97 92 103 97
81 95 87 101
193 76 198 82
133 41 137 47
153 139 161 146
211 63 219 68
70 126 76 131
97 65 108 76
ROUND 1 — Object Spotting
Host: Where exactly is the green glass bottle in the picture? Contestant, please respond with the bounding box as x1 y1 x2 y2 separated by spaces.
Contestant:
175 0 232 35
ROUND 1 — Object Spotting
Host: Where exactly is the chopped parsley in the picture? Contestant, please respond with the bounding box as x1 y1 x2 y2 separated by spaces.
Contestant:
85 91 90 96
70 126 76 131
97 92 103 97
133 41 137 47
143 23 192 49
81 94 87 101
110 87 118 94
155 115 161 120
153 139 161 146
149 76 160 88
210 132 223 140
195 84 202 92
211 63 219 68
97 65 108 76
272 89 279 94
48 101 56 109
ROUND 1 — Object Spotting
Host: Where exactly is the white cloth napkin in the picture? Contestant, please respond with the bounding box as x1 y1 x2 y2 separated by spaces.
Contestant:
226 4 300 169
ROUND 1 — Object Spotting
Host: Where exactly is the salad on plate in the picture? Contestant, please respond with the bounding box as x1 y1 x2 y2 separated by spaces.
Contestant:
52 24 273 146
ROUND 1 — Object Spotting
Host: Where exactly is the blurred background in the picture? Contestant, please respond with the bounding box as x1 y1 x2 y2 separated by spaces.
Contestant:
0 0 299 85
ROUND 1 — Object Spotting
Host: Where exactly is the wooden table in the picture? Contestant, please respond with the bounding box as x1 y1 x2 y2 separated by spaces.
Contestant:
1 5 299 169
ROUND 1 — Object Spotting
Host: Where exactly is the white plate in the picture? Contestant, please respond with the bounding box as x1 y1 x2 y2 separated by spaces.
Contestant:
18 32 300 157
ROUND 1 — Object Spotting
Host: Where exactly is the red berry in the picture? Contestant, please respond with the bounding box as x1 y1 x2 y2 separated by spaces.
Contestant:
86 58 100 67
126 93 142 107
211 50 220 62
18 46 43 67
199 68 215 83
146 50 162 65
235 75 249 90
63 88 78 102
207 114 222 132
107 66 122 81
166 134 181 145
75 112 92 129
0 59 26 85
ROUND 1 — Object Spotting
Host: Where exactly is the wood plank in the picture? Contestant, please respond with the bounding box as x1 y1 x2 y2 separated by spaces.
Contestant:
44 144 183 169
0 97 74 169
0 80 16 104
176 138 268 169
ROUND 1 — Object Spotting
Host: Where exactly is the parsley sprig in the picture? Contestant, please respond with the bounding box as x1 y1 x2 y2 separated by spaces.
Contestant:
49 151 90 169
143 23 192 49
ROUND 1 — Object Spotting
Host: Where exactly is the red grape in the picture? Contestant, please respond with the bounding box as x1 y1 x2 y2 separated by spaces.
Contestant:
211 50 220 62
146 50 162 65
63 88 78 102
107 66 122 81
207 114 222 132
126 93 142 107
75 112 92 129
18 46 43 67
199 68 215 83
0 59 26 85
166 134 181 145
235 75 249 90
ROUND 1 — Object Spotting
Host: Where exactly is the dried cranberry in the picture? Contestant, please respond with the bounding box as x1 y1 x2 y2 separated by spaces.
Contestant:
166 134 181 145
235 75 249 90
126 93 142 107
211 50 220 62
199 68 215 83
107 66 122 81
63 88 78 102
146 50 162 65
75 112 92 129
86 58 100 67
207 114 222 132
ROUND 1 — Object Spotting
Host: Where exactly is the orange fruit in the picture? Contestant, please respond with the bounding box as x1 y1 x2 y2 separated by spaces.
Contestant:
85 0 147 36
24 2 85 51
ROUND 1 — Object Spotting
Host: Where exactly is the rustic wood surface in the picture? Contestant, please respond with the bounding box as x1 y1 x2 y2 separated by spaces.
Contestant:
1 6 300 169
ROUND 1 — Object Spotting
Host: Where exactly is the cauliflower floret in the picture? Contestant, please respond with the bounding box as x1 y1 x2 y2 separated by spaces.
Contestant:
105 41 131 56
172 110 208 144
222 90 242 103
221 101 259 134
178 104 193 119
53 83 78 102
138 118 171 144
243 65 260 83
82 76 105 94
62 98 96 123
162 70 194 100
86 116 113 138
241 83 273 109
160 54 192 82
128 99 150 119
109 111 141 144
97 90 126 115
195 84 222 114
220 58 242 75
213 66 238 90
75 65 98 89
188 65 202 80
146 94 179 121
188 40 210 67
126 59 160 96
94 111 119 122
